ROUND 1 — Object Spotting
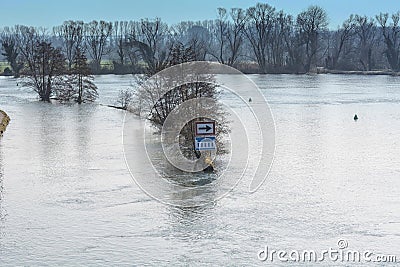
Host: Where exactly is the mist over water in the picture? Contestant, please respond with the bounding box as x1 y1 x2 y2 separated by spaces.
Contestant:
0 74 399 265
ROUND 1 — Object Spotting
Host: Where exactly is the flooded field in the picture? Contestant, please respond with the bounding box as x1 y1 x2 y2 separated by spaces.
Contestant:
0 74 399 266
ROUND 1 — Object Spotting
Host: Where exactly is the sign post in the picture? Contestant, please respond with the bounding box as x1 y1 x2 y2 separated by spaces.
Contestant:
195 136 216 151
195 121 215 136
194 121 216 151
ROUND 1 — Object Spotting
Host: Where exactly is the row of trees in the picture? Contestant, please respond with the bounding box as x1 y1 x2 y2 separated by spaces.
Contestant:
1 26 97 102
1 4 400 79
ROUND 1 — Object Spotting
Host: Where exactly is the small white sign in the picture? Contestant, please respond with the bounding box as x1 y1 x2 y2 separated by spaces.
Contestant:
195 121 215 136
195 136 216 151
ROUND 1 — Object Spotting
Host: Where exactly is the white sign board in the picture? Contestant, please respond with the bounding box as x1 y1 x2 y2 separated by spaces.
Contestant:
195 136 216 151
195 121 215 136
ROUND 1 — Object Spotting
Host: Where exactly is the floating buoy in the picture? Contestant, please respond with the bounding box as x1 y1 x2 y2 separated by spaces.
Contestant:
0 110 10 135
354 114 358 121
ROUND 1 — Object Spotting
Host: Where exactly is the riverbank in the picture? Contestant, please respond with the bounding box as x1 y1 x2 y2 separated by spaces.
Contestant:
1 61 400 76
316 68 400 76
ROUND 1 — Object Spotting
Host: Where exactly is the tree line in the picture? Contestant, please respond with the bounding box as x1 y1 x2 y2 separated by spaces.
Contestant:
0 25 97 102
1 3 400 79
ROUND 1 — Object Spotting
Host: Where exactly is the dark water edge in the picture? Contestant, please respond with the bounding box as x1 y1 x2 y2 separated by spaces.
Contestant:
2 65 400 76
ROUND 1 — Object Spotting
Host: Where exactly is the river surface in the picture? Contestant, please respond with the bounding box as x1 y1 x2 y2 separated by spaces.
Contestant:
0 74 399 266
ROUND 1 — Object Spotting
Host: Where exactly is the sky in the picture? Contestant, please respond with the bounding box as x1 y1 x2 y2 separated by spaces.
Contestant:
0 0 399 29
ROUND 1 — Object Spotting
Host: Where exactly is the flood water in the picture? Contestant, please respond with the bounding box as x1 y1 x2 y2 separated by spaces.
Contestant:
0 74 399 266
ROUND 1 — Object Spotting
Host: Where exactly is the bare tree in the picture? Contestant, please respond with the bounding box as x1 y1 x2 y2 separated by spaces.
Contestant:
133 43 228 158
270 11 293 69
111 21 139 74
376 12 400 71
327 15 356 69
113 21 129 65
226 8 247 66
129 18 172 74
245 3 275 73
354 15 377 71
1 26 23 77
21 40 66 102
122 21 140 69
186 24 210 60
84 20 112 73
279 14 303 70
53 20 84 70
210 8 228 64
116 89 134 110
172 20 194 42
297 6 328 72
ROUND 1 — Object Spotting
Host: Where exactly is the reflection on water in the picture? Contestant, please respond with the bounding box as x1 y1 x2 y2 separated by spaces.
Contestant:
0 74 399 265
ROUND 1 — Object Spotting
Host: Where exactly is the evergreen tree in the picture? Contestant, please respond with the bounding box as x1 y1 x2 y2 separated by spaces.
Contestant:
58 48 98 103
